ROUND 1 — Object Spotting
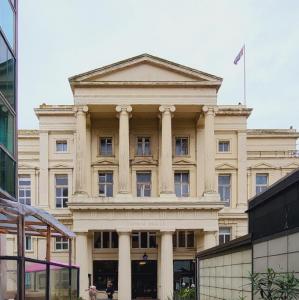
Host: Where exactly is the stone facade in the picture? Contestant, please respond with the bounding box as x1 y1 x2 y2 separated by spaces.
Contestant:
11 54 299 299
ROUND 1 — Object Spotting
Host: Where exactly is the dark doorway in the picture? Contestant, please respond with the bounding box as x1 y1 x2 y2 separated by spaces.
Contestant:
132 260 157 299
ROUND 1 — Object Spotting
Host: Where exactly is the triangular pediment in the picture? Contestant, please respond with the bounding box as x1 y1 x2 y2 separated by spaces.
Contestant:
18 163 38 170
69 54 222 87
251 162 276 169
51 163 73 169
216 163 237 170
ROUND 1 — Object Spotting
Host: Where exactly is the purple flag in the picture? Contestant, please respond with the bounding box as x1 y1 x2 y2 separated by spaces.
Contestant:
234 46 244 65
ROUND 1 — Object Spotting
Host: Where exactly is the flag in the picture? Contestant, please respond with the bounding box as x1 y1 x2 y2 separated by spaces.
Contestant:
234 46 244 65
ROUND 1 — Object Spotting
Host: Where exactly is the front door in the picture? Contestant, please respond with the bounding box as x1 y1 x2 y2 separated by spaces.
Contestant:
132 260 157 299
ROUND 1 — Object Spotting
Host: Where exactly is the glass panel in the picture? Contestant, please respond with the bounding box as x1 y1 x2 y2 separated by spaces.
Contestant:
182 173 189 183
256 174 268 185
0 258 17 298
94 232 102 248
175 183 181 197
71 268 79 299
0 0 15 49
100 138 112 155
56 141 67 152
173 260 195 291
173 233 177 248
178 231 185 247
0 97 14 154
132 233 139 248
111 232 118 248
106 184 113 197
102 232 110 248
93 261 118 291
50 266 70 300
0 147 15 197
56 175 68 185
187 231 194 248
149 233 156 248
25 261 47 300
140 232 147 248
25 236 32 251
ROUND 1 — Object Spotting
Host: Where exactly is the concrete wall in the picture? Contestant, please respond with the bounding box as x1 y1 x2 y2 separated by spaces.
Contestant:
198 248 252 300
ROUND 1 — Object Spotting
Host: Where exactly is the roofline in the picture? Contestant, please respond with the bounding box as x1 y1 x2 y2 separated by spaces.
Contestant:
68 53 223 83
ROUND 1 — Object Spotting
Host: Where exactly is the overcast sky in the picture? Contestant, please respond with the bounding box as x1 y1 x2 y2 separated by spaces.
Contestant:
19 0 299 132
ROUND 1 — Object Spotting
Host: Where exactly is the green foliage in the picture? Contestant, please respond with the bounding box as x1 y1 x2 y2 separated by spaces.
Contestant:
250 268 299 300
173 286 196 299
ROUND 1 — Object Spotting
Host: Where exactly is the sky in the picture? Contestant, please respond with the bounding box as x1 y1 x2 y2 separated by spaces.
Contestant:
18 0 299 131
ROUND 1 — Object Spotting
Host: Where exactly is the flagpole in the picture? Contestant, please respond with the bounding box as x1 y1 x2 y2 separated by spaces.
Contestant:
243 44 246 106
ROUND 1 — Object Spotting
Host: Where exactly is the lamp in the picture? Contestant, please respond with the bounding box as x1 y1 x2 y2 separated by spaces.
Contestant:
142 253 148 261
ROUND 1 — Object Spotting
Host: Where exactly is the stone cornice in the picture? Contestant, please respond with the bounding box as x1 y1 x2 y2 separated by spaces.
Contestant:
34 105 75 117
216 106 252 117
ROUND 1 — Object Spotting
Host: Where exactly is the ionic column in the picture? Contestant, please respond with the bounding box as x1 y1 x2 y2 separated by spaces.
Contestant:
159 105 176 195
74 105 88 195
160 230 174 300
76 233 89 298
237 130 248 209
202 106 217 194
117 230 131 300
116 105 132 195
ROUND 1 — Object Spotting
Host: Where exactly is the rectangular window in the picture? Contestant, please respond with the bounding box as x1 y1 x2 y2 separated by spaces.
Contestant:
55 237 69 251
175 137 189 156
18 175 31 205
25 236 32 251
136 137 151 156
99 172 113 197
256 174 268 194
0 97 14 154
218 175 231 206
0 35 15 108
56 140 67 152
219 227 231 245
0 147 15 197
55 175 68 208
174 172 189 197
136 172 151 197
100 137 113 156
94 232 118 249
131 232 156 248
218 140 230 152
173 231 194 248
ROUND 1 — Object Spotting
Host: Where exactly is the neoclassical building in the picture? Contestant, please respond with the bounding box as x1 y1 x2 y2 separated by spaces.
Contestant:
15 54 299 299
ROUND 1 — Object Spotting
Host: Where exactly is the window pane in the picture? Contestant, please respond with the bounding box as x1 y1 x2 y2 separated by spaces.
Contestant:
111 232 118 248
175 183 181 197
132 233 139 248
102 232 110 248
0 0 15 48
187 231 194 248
256 174 268 185
94 232 102 248
56 141 67 152
178 231 185 247
56 175 68 185
0 97 14 154
149 233 156 248
0 147 15 197
106 184 113 197
140 232 147 248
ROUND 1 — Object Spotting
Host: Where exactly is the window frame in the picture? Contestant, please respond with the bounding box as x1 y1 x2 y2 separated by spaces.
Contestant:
136 136 151 156
218 174 231 207
256 173 269 195
99 136 113 156
25 235 32 252
54 237 69 251
219 227 231 245
18 175 31 205
131 231 157 249
55 140 68 153
174 171 190 197
136 171 151 197
98 172 113 197
55 174 68 209
93 231 118 249
173 231 194 249
174 136 189 156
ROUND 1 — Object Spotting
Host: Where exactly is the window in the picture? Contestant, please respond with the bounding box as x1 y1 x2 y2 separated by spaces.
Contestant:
55 175 68 208
173 231 194 248
94 232 118 249
136 137 151 156
256 174 268 194
0 0 15 49
18 175 31 205
175 137 189 156
25 236 32 251
100 137 113 156
25 273 31 289
174 172 189 197
219 227 231 245
99 172 113 197
55 237 69 251
218 140 230 152
0 147 15 197
218 175 231 206
0 97 14 154
174 260 195 291
136 172 151 197
56 140 67 152
132 232 156 248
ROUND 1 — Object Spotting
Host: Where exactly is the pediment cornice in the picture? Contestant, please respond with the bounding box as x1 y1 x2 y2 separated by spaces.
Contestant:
216 163 237 170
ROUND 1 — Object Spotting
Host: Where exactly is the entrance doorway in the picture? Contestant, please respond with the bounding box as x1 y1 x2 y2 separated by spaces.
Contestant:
132 260 157 299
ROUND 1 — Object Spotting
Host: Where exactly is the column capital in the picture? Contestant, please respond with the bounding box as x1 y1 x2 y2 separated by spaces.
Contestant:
202 105 218 115
73 105 88 114
159 105 176 113
116 104 132 113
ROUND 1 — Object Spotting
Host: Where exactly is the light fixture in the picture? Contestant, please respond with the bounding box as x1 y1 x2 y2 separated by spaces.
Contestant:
142 253 148 261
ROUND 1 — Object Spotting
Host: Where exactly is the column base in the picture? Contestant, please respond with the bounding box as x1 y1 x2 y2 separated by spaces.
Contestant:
203 192 220 202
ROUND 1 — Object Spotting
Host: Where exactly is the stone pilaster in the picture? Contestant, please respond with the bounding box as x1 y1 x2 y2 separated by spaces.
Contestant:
116 105 132 195
160 230 174 300
39 130 49 206
117 230 131 300
159 105 176 196
74 105 88 195
237 130 248 210
202 106 218 195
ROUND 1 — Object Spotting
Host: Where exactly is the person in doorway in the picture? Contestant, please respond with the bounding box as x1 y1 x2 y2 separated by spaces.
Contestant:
106 281 115 299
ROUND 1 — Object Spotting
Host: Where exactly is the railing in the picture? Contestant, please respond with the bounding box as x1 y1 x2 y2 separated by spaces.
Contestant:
247 150 299 158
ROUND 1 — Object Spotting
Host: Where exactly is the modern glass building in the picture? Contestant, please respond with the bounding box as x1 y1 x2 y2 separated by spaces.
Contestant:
0 0 17 200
